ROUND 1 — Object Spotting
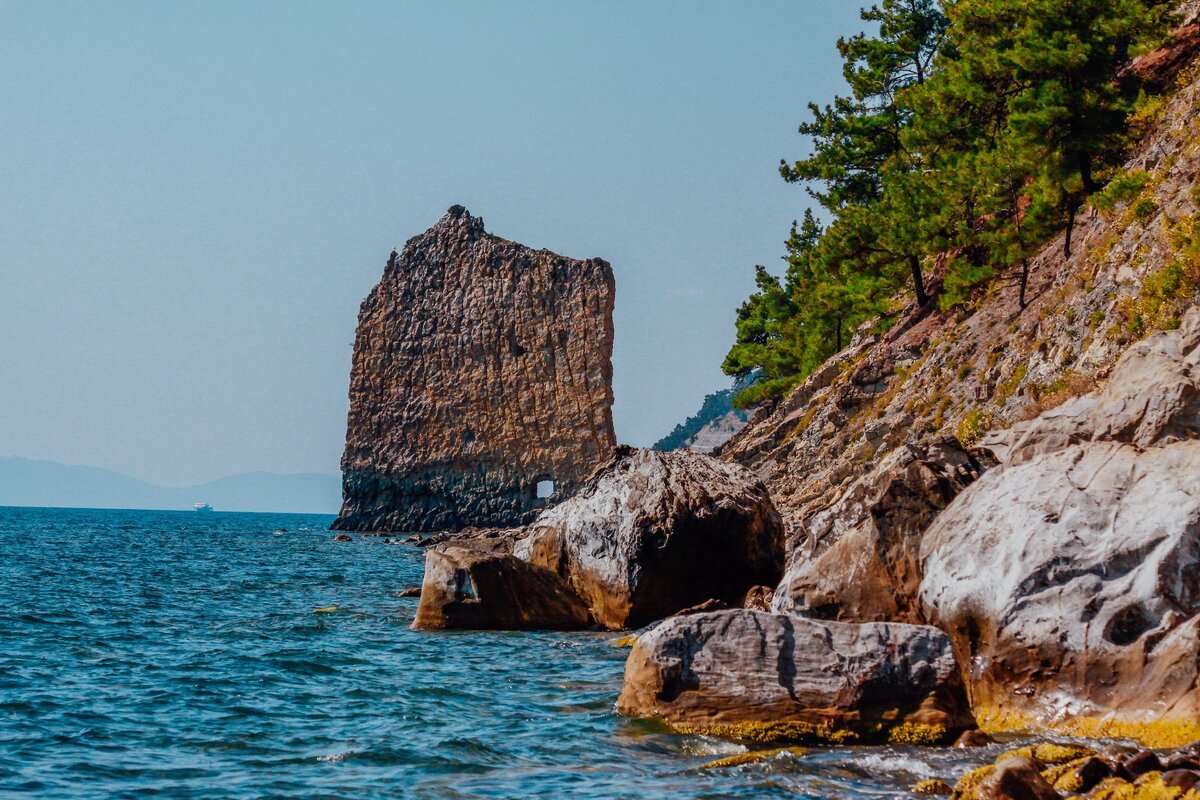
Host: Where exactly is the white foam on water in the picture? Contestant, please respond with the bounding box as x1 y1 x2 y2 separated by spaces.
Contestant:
680 737 747 757
851 752 937 779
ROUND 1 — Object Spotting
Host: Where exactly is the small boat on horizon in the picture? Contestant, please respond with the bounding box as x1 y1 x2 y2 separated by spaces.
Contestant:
193 502 214 513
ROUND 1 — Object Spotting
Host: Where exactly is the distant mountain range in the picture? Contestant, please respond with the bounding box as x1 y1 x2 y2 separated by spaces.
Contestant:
0 457 341 514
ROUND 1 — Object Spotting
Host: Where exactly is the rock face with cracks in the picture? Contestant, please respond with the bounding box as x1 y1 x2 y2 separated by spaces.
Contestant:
616 609 975 745
514 447 785 630
920 309 1200 747
334 206 616 533
771 439 987 623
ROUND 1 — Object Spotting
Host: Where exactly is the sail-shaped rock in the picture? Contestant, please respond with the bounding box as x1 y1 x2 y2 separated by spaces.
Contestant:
334 206 617 532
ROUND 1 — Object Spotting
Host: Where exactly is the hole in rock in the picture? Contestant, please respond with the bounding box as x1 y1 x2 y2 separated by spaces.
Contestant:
1104 604 1157 646
536 479 555 499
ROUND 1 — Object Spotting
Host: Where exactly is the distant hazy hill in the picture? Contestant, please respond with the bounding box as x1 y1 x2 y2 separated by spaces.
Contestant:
0 457 341 514
653 384 751 454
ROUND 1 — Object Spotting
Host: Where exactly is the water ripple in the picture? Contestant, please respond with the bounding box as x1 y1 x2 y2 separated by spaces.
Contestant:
0 506 1011 799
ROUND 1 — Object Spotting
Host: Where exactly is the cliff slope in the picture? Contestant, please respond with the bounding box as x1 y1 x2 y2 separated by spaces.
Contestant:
725 51 1200 559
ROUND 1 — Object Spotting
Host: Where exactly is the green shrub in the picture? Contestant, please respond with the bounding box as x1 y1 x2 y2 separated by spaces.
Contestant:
1092 170 1151 213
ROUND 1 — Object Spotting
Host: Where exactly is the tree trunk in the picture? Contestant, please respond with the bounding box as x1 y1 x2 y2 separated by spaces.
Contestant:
1064 200 1080 259
1018 258 1030 310
910 254 929 308
1078 151 1099 195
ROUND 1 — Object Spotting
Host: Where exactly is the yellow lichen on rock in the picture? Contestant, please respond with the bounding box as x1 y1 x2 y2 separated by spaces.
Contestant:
952 744 1100 799
973 705 1200 749
1003 742 1095 766
1088 771 1200 800
699 746 806 770
951 763 995 799
1041 756 1097 792
888 722 953 746
611 634 638 648
912 778 953 795
673 720 860 745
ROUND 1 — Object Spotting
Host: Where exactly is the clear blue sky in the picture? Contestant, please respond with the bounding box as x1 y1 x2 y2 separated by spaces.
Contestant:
0 1 863 486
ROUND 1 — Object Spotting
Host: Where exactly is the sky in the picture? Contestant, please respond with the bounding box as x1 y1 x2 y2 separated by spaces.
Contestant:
0 1 863 487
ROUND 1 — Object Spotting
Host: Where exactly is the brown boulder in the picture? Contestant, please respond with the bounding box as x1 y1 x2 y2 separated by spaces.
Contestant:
974 757 1060 800
1162 770 1200 793
616 609 975 745
773 440 986 623
514 447 784 629
412 545 590 630
742 584 774 611
954 730 996 748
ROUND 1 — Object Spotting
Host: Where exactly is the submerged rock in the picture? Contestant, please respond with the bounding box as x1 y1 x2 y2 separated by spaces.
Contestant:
912 778 953 795
412 545 590 630
921 311 1200 747
514 447 784 629
616 609 974 745
951 744 1097 800
334 206 617 533
699 746 806 770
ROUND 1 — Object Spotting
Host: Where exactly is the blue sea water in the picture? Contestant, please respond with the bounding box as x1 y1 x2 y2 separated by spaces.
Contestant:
0 506 1004 799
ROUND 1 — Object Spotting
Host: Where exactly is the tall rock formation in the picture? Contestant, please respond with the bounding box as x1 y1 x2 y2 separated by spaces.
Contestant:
333 206 617 532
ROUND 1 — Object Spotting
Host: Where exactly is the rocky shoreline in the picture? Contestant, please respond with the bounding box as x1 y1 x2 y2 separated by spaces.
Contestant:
327 16 1200 798
380 268 1199 793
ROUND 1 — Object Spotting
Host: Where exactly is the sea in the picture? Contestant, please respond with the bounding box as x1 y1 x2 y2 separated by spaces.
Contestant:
0 506 1020 799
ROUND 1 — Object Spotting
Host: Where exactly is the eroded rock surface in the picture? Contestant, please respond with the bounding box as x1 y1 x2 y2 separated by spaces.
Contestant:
772 439 986 623
412 545 591 630
616 609 975 745
514 447 784 629
920 310 1200 747
334 206 616 532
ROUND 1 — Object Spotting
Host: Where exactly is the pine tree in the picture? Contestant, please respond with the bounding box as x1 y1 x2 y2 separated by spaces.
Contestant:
782 1 948 307
725 0 1177 406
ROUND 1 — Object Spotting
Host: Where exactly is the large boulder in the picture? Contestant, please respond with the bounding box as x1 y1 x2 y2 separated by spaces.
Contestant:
772 439 986 623
616 609 975 745
412 545 591 630
513 447 784 629
920 310 1200 747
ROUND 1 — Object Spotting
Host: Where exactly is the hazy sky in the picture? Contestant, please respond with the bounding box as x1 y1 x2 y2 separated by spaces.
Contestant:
0 1 862 486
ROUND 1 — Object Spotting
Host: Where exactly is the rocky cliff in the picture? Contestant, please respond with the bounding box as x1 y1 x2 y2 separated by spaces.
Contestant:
718 32 1200 745
334 206 617 532
725 47 1200 565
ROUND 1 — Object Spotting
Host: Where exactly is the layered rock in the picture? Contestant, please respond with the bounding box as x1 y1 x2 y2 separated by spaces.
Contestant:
772 439 987 623
334 206 616 532
920 310 1200 747
616 609 975 745
412 545 590 630
514 447 784 629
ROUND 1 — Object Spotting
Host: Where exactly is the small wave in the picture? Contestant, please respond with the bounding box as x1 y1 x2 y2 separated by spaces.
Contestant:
680 737 747 757
839 751 939 780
